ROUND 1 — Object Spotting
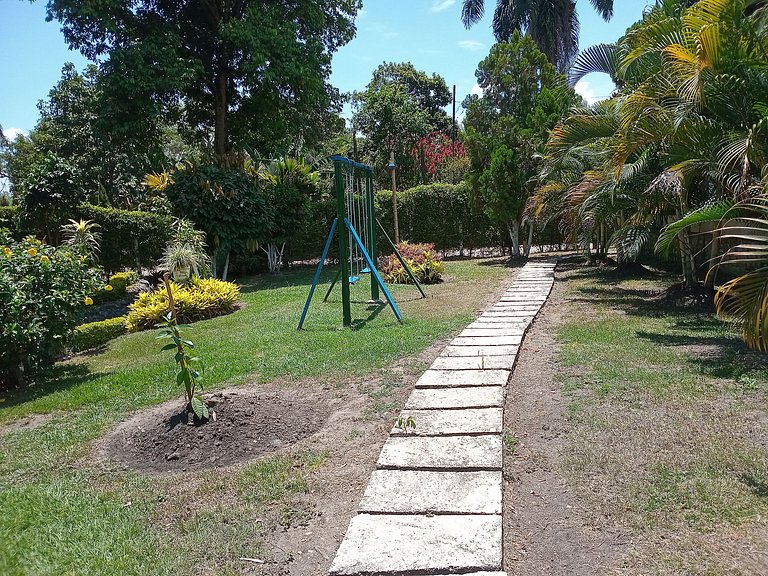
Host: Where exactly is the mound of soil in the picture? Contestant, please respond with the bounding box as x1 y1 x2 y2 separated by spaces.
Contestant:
103 388 327 473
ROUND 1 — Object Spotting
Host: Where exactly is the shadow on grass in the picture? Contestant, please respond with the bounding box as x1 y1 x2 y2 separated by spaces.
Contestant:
1 364 104 410
561 263 768 381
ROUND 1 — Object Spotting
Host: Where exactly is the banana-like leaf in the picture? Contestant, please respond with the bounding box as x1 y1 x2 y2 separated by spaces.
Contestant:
655 199 735 254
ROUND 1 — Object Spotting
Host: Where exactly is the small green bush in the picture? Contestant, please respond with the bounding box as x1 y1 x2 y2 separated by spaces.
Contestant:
93 271 137 303
126 277 240 332
70 316 127 352
0 232 102 388
381 241 445 285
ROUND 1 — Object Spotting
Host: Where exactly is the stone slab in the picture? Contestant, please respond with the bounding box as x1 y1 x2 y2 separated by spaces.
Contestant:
328 514 502 575
431 356 515 370
468 316 533 327
483 310 537 317
416 369 510 388
467 320 527 329
452 335 522 346
405 386 504 409
391 408 503 436
359 470 502 514
377 435 502 469
444 342 520 353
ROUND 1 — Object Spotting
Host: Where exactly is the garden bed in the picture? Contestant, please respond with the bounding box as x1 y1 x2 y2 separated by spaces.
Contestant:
101 387 327 474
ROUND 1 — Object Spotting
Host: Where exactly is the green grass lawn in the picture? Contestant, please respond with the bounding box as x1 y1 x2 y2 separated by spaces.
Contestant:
556 264 768 574
0 258 510 576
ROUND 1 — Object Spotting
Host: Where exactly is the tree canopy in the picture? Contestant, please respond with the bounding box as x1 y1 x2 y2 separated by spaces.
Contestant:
42 0 360 158
352 62 452 188
461 0 614 70
464 32 578 256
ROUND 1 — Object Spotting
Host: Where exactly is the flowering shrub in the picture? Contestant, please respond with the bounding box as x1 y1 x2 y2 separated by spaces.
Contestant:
411 132 466 183
381 241 445 285
126 277 240 332
0 232 101 388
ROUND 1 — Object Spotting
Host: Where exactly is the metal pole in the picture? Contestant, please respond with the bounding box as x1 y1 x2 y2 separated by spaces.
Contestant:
452 84 456 145
367 169 380 302
335 161 352 327
389 150 400 245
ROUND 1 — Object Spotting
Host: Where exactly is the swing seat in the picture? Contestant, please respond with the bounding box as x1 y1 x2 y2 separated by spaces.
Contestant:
348 275 360 284
361 267 371 274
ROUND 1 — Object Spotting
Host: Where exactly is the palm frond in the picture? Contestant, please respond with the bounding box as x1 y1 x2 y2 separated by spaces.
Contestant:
568 43 620 87
655 199 734 254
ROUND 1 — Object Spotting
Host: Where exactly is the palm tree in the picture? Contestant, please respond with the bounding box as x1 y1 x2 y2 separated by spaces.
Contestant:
461 0 614 70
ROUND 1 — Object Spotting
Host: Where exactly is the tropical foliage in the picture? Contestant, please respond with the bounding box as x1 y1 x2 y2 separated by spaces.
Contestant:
381 242 445 285
536 0 768 347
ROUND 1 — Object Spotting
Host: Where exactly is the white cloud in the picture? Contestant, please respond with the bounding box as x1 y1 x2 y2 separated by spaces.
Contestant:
457 40 484 51
2 127 28 142
430 0 457 13
471 83 483 96
574 79 599 106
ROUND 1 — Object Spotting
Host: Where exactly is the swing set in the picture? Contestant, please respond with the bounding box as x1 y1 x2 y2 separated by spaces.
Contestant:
298 155 425 329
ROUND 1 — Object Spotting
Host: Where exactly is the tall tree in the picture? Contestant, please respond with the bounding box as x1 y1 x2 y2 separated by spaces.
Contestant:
461 0 614 70
464 32 578 256
352 62 452 188
43 0 360 159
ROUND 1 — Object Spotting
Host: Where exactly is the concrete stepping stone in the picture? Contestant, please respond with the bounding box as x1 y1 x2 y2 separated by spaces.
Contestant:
444 342 519 353
416 369 510 388
483 310 537 317
470 316 529 323
377 435 502 470
359 470 502 514
431 356 515 370
452 335 522 346
391 408 502 436
328 514 502 575
406 386 503 409
467 320 528 329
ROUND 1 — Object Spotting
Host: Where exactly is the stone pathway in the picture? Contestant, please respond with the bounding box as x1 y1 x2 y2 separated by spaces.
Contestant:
329 261 557 576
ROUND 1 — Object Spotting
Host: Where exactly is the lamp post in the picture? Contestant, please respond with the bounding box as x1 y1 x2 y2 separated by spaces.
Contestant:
387 150 400 244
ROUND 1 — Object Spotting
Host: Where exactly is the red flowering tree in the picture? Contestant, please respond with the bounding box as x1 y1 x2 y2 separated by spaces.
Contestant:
411 132 467 184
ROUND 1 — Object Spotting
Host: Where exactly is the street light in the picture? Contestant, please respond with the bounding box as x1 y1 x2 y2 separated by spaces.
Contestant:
387 151 400 244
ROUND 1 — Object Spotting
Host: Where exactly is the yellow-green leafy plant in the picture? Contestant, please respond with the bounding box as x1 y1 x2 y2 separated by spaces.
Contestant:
126 277 239 331
70 316 127 352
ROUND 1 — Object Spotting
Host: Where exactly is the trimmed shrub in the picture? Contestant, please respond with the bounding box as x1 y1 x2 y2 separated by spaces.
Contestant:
0 232 102 388
381 241 445 284
126 277 240 332
77 204 172 273
93 271 137 303
70 316 127 352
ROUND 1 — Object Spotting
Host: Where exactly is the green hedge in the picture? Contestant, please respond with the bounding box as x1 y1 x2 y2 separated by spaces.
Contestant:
77 204 171 273
375 183 500 253
70 316 127 353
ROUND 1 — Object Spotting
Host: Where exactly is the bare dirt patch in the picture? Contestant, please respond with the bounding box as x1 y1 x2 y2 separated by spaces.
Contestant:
100 387 327 473
504 266 629 575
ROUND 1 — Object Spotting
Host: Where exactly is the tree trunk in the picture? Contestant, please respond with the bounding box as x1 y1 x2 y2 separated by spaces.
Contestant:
508 221 521 258
524 220 534 258
704 231 720 289
222 249 231 282
214 58 229 159
678 229 698 289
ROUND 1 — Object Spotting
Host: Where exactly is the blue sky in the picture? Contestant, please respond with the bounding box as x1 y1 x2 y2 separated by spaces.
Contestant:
0 0 653 140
